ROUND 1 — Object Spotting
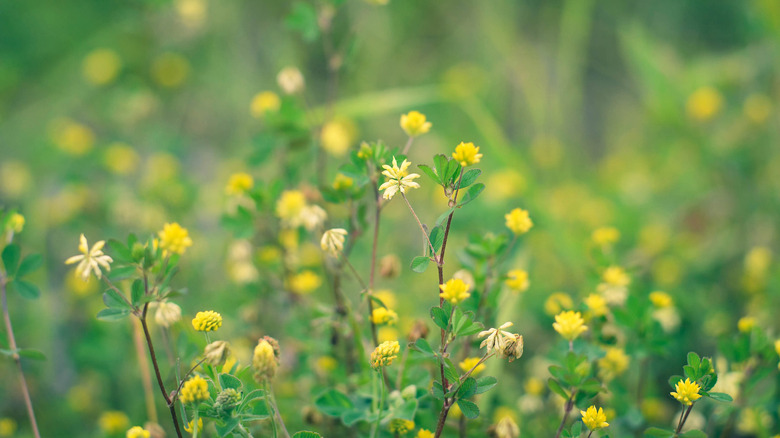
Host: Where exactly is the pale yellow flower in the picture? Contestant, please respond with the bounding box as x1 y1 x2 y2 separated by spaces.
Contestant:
400 110 432 137
379 157 421 200
250 91 281 117
83 48 122 85
553 311 588 341
65 234 113 281
505 208 533 235
225 172 254 196
277 67 305 94
320 119 356 157
452 142 482 167
321 228 348 257
253 337 280 382
505 269 529 292
478 321 515 356
153 300 182 327
580 405 609 430
276 190 306 226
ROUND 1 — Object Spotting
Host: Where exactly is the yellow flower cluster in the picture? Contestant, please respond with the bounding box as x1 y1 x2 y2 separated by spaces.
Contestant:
253 337 280 382
225 172 254 196
389 419 415 434
505 269 529 292
459 357 485 375
602 266 630 287
416 430 434 438
192 310 222 332
452 142 482 167
584 294 608 316
439 278 471 305
370 340 400 369
184 418 203 434
649 291 673 308
598 347 630 380
287 270 322 294
505 208 533 235
179 375 209 405
126 426 150 438
580 405 609 430
99 411 129 434
158 222 193 255
686 86 722 121
553 311 588 341
670 378 702 405
275 190 327 230
400 110 432 137
250 91 281 118
591 226 620 246
371 307 398 325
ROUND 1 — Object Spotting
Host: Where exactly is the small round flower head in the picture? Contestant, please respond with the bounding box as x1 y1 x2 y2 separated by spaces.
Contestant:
8 213 25 233
225 172 254 196
158 222 193 255
250 91 281 118
598 347 630 380
287 270 322 294
580 405 609 430
83 48 122 86
253 336 280 383
452 142 482 167
277 66 305 94
180 375 209 405
649 291 673 308
602 266 630 287
99 411 129 434
276 190 307 226
321 228 348 257
584 294 608 317
439 278 471 305
215 388 242 414
153 300 182 328
459 357 485 376
320 119 355 157
332 173 354 191
184 418 203 434
505 208 533 235
670 378 702 405
379 156 421 200
204 340 231 366
151 52 190 88
388 418 414 434
553 311 588 341
686 86 722 121
737 316 756 333
370 340 400 369
126 426 150 438
300 205 328 232
416 429 435 438
65 234 114 281
400 110 432 137
371 307 398 325
505 269 529 292
192 310 222 332
591 226 620 247
545 292 573 315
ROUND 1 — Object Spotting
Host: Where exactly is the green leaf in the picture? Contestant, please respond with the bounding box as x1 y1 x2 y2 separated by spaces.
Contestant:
548 378 568 399
96 308 131 321
668 375 683 388
683 365 696 380
435 207 456 226
341 409 367 426
10 280 40 299
16 254 43 278
570 421 582 436
458 183 485 207
679 430 707 438
433 154 449 181
411 256 430 273
216 416 240 437
687 351 700 370
644 427 675 437
459 168 481 188
103 289 130 309
17 349 46 361
131 280 144 306
706 392 733 402
285 2 319 42
219 373 243 390
445 160 461 185
457 377 477 399
431 381 445 400
417 164 441 185
109 265 137 281
429 226 445 252
475 376 497 394
409 338 434 356
108 239 133 263
238 389 266 411
293 432 323 438
1 244 20 276
430 307 449 330
315 389 353 417
456 399 479 419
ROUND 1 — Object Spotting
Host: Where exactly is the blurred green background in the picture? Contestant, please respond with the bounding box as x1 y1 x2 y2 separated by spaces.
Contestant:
1 0 780 436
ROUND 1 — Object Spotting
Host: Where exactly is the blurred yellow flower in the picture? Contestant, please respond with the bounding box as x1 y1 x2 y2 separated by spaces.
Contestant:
530 134 563 168
83 48 121 85
252 337 280 382
320 119 356 157
374 289 397 309
180 375 209 404
98 411 129 434
192 310 222 332
580 406 609 430
737 316 756 333
459 357 485 375
670 378 701 405
505 208 533 235
745 246 771 276
103 142 140 175
439 278 471 305
524 377 545 395
184 418 203 434
321 228 348 257
370 340 400 369
505 269 529 292
743 94 772 124
151 53 190 88
276 190 307 225
591 226 620 247
378 326 398 343
49 118 95 155
250 91 281 117
316 356 338 373
332 173 353 191
277 66 305 94
686 86 722 121
553 310 588 341
400 110 432 137
0 419 14 437
493 415 520 438
225 172 254 196
584 293 608 316
175 0 207 28
485 169 526 202
287 270 322 294
649 291 673 308
126 426 150 438
65 234 114 281
598 347 629 380
544 292 573 316
379 157 421 200
158 222 193 255
452 141 482 167
0 161 32 198
416 429 434 438
371 307 398 325
389 419 414 434
602 266 630 287
8 213 24 233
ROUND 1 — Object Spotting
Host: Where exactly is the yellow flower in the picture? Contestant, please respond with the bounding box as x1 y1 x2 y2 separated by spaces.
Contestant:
379 157 421 200
602 266 630 287
745 246 771 276
591 226 620 246
459 357 485 376
151 52 190 88
83 48 122 85
175 0 206 28
0 418 15 436
400 110 432 137
276 190 307 225
65 234 114 281
743 94 772 124
371 307 398 325
389 419 415 434
505 208 533 235
277 66 305 94
649 291 673 308
545 292 573 315
553 311 588 341
370 340 400 369
452 142 482 167
8 213 24 233
320 119 356 157
584 294 608 316
738 316 756 333
416 429 435 438
287 270 322 294
775 339 780 357
225 172 254 196
49 118 95 155
598 347 630 380
184 418 203 434
670 378 702 405
158 222 193 255
439 278 471 305
192 310 222 332
126 426 150 438
686 86 722 121
505 269 529 292
180 375 209 405
332 173 354 191
378 326 398 343
374 289 397 308
524 377 545 395
252 336 280 382
321 228 348 257
103 143 140 175
580 405 609 430
98 411 129 434
316 356 338 373
250 91 281 118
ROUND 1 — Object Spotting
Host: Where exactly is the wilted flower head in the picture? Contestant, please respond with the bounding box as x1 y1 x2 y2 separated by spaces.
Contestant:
277 66 305 94
479 322 516 356
452 142 482 167
505 208 533 235
553 311 588 341
158 222 193 255
379 157 421 200
153 300 182 328
492 415 520 438
65 234 114 281
253 336 280 382
500 333 524 362
380 254 402 278
321 228 348 257
192 310 222 332
204 340 231 366
370 340 400 369
580 405 609 430
400 110 432 137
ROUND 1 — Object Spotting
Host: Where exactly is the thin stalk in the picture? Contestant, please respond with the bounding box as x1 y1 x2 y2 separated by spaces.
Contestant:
371 371 386 438
675 404 694 435
400 192 437 261
268 384 291 438
401 136 414 155
367 186 382 347
554 391 576 438
263 381 278 438
132 318 158 423
587 431 593 438
0 274 41 438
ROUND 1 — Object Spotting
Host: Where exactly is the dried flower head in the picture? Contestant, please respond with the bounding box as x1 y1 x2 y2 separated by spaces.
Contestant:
321 228 348 257
153 300 182 328
479 322 516 356
204 340 231 366
379 157 421 200
65 234 114 281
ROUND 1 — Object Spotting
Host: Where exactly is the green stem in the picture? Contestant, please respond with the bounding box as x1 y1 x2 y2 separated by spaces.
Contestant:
264 381 278 438
371 370 386 438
